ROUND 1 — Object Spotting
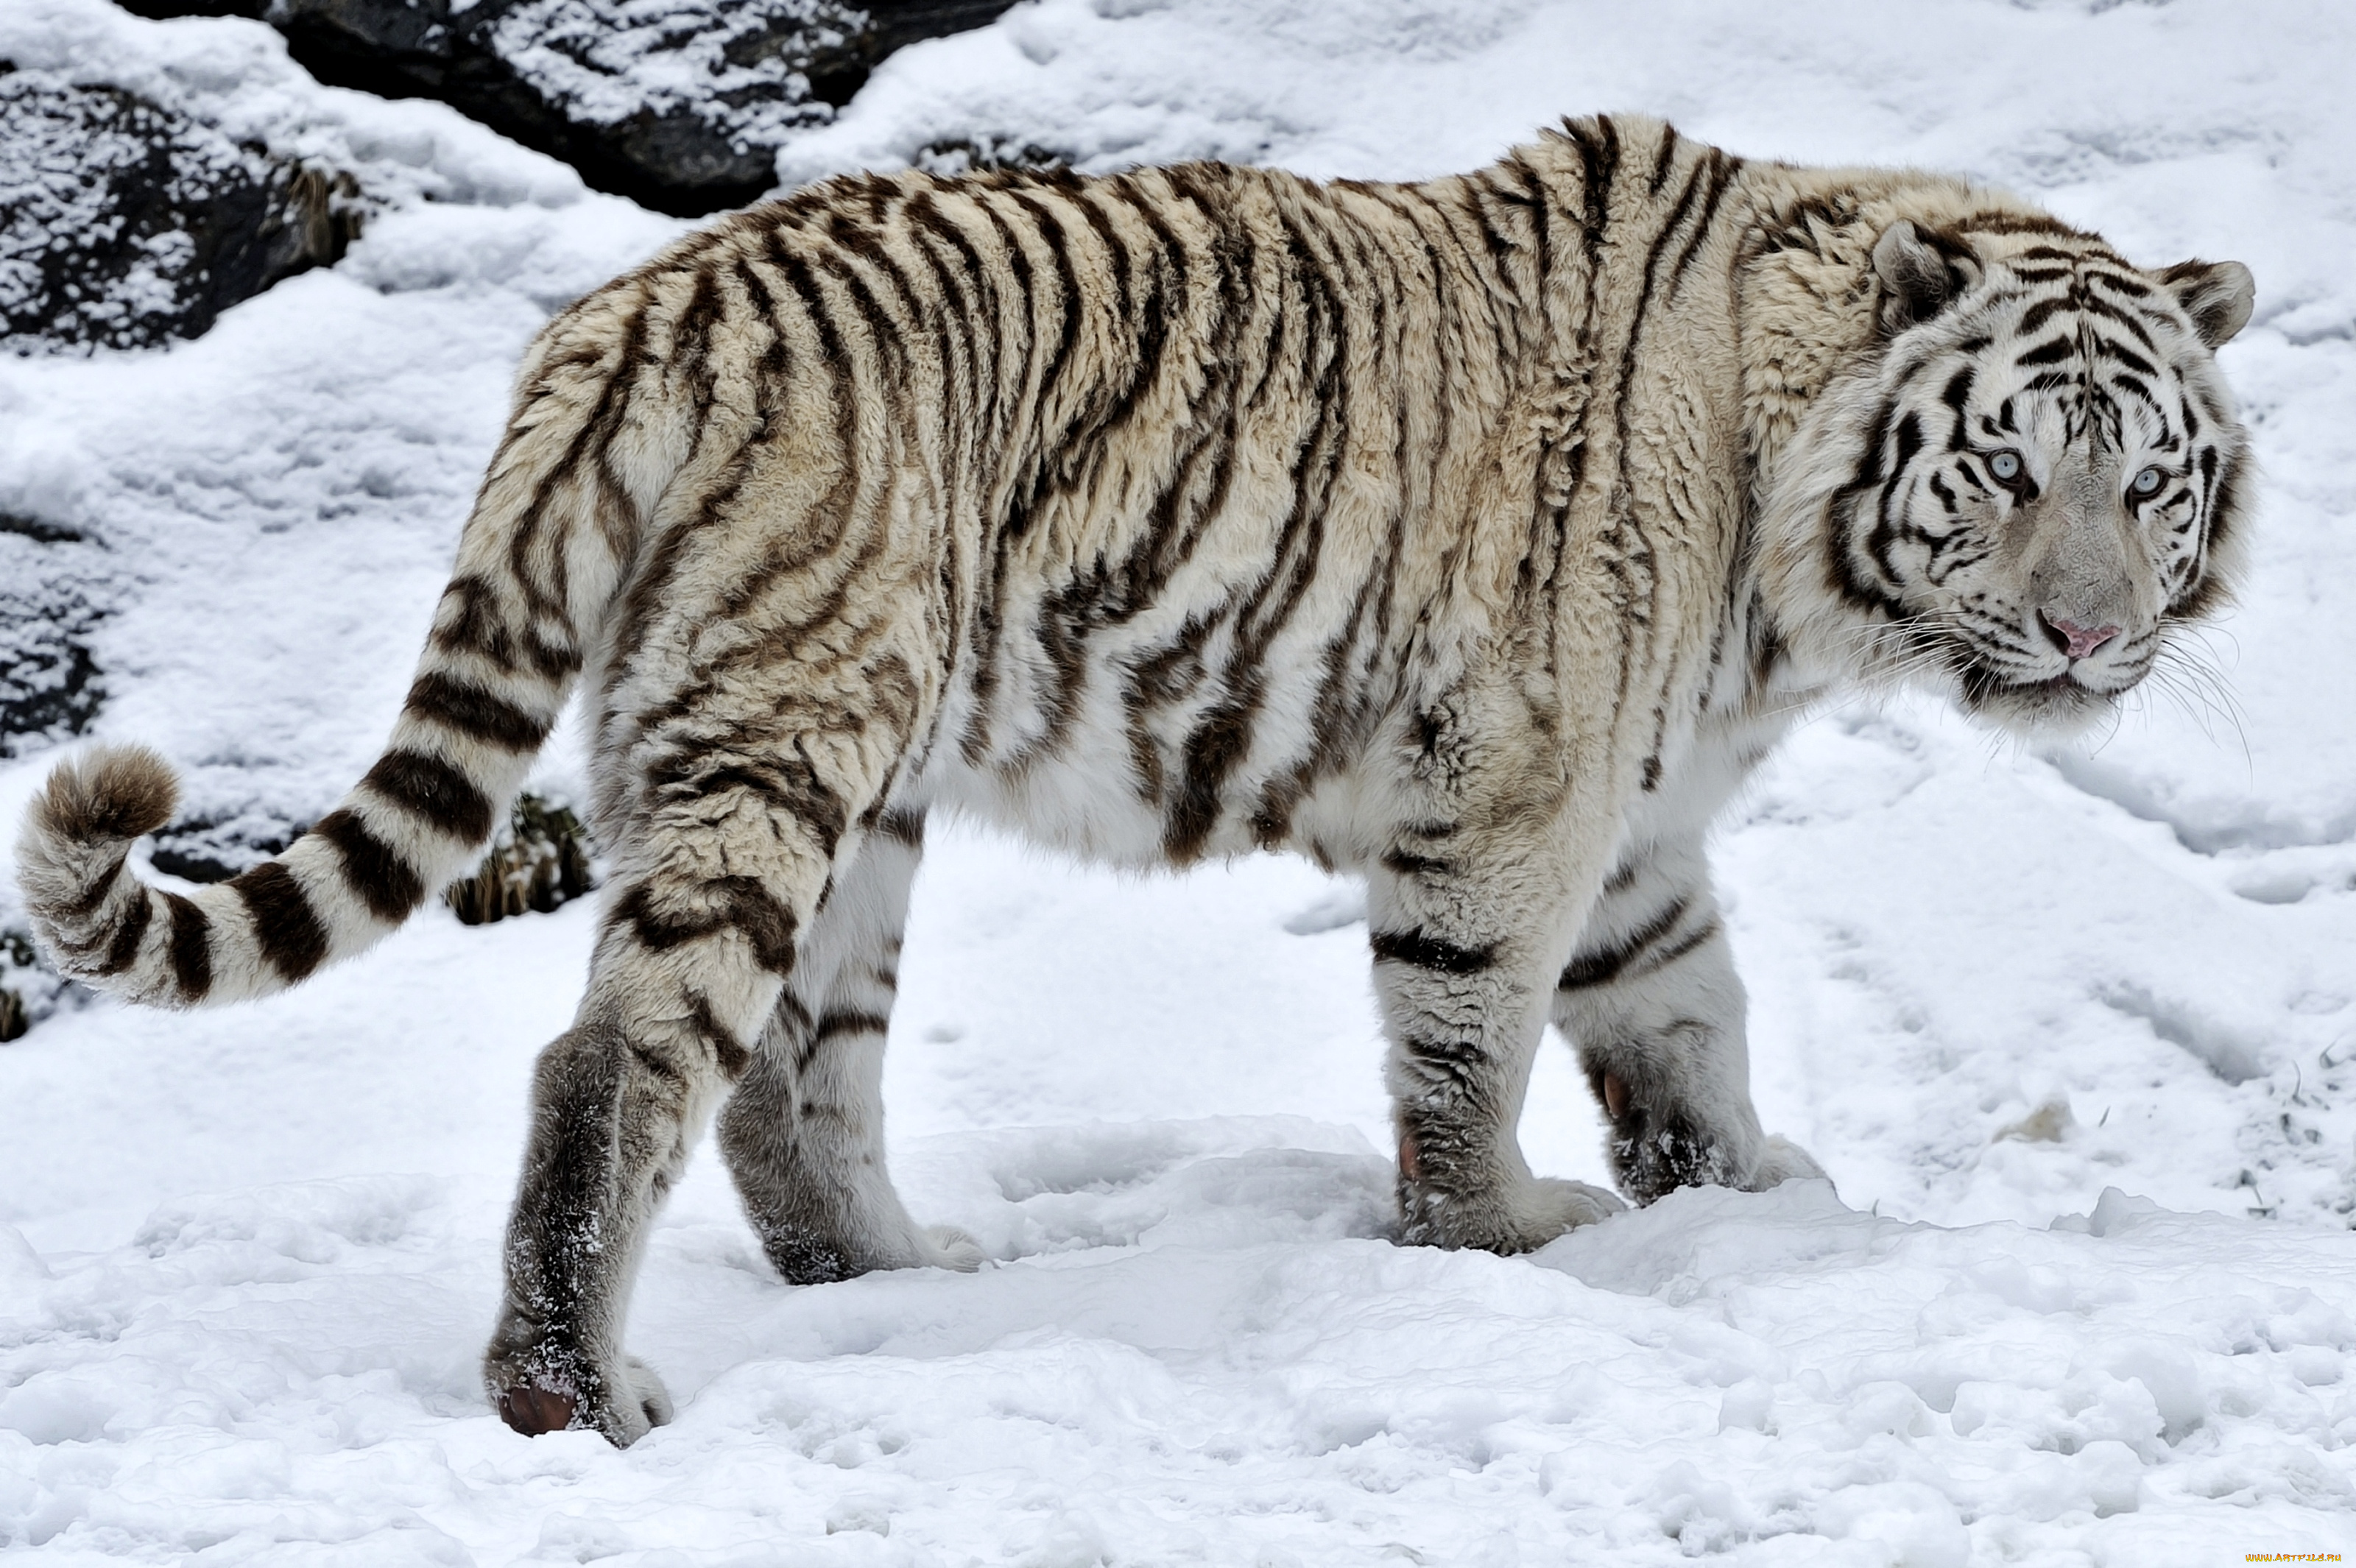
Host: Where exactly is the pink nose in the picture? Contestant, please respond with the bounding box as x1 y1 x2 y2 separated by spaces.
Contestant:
2040 611 2121 662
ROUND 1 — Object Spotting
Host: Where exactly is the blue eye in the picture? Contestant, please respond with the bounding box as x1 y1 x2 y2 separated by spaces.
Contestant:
1987 449 2023 484
2131 465 2166 498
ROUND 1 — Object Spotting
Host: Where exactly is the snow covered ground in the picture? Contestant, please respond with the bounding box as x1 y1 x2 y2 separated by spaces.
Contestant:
4 0 2355 1559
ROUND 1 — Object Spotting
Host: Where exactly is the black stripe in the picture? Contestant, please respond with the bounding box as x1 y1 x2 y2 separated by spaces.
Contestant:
1400 1028 1481 1067
1456 184 1520 274
628 1037 689 1090
2014 336 2075 367
163 891 212 1000
1827 403 1905 615
1371 929 1498 975
429 576 576 680
904 190 1001 421
1067 187 1174 449
403 674 551 753
1645 127 1679 195
608 877 799 974
812 1009 889 1045
671 266 726 409
1007 188 1084 459
2098 340 2157 378
958 191 1054 762
1593 146 1713 727
1864 412 1925 587
648 757 847 861
2014 294 2071 336
1559 896 1690 992
361 750 496 845
685 992 751 1079
1160 202 1353 861
509 300 648 634
1570 116 1620 278
96 889 153 977
313 808 426 922
1634 918 1721 981
1665 151 1738 299
2078 291 2157 349
59 849 129 924
1966 217 2087 241
875 807 926 848
772 987 814 1038
233 861 330 983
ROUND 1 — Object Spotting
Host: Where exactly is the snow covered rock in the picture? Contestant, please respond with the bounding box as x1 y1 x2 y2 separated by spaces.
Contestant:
114 0 1022 215
0 66 358 356
443 791 597 924
0 925 63 1043
0 526 103 761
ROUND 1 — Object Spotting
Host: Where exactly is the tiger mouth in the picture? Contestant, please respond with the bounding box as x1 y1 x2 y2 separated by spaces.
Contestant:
1952 651 2119 722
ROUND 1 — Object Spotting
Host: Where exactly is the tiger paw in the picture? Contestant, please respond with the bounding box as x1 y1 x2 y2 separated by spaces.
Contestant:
1399 1175 1626 1253
487 1352 671 1447
1517 1176 1629 1243
921 1224 985 1271
1746 1134 1829 1191
495 1383 575 1435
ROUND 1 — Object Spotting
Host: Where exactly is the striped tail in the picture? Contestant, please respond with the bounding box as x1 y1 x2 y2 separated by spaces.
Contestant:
12 289 655 1009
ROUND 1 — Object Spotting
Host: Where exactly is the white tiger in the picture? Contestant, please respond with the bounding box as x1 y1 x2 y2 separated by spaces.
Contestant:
17 114 2254 1444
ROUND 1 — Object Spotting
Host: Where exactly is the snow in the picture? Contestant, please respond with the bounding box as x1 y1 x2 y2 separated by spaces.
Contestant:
4 0 2356 1558
0 72 248 356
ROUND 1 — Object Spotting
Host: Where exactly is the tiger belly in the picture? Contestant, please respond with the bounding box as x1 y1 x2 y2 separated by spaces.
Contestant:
922 607 1389 873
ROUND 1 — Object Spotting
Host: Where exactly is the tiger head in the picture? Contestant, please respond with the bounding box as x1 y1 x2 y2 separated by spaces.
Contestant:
1760 214 2256 736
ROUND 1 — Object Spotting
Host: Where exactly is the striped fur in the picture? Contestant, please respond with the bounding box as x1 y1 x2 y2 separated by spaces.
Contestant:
13 116 2254 1444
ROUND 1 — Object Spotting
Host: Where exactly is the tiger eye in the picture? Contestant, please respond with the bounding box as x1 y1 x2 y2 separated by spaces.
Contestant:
2131 465 2165 497
1987 449 2023 483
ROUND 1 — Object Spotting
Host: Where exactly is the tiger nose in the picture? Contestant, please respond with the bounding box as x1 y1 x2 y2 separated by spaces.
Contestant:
2039 610 2121 662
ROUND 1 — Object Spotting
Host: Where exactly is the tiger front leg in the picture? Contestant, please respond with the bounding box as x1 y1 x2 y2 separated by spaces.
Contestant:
1551 850 1824 1204
484 875 793 1446
1372 850 1625 1254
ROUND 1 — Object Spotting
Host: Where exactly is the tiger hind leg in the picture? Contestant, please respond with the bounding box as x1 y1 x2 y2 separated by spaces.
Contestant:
483 727 901 1443
718 809 983 1284
1551 850 1825 1204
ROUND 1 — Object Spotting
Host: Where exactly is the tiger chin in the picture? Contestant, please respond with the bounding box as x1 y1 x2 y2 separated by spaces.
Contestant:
14 114 2253 1446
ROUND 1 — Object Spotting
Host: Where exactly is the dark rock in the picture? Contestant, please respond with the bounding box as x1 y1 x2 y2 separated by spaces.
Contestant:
113 0 1023 217
146 791 597 927
0 928 52 1044
0 530 109 759
909 133 1068 176
149 812 303 883
864 1 1023 55
445 792 596 925
0 66 360 356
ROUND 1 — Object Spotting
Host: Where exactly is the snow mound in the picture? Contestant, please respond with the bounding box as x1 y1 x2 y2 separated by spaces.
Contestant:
5 1156 2352 1560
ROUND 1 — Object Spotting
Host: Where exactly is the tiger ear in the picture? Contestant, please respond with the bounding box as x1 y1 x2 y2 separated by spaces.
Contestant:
1872 220 1981 338
2158 258 2255 348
